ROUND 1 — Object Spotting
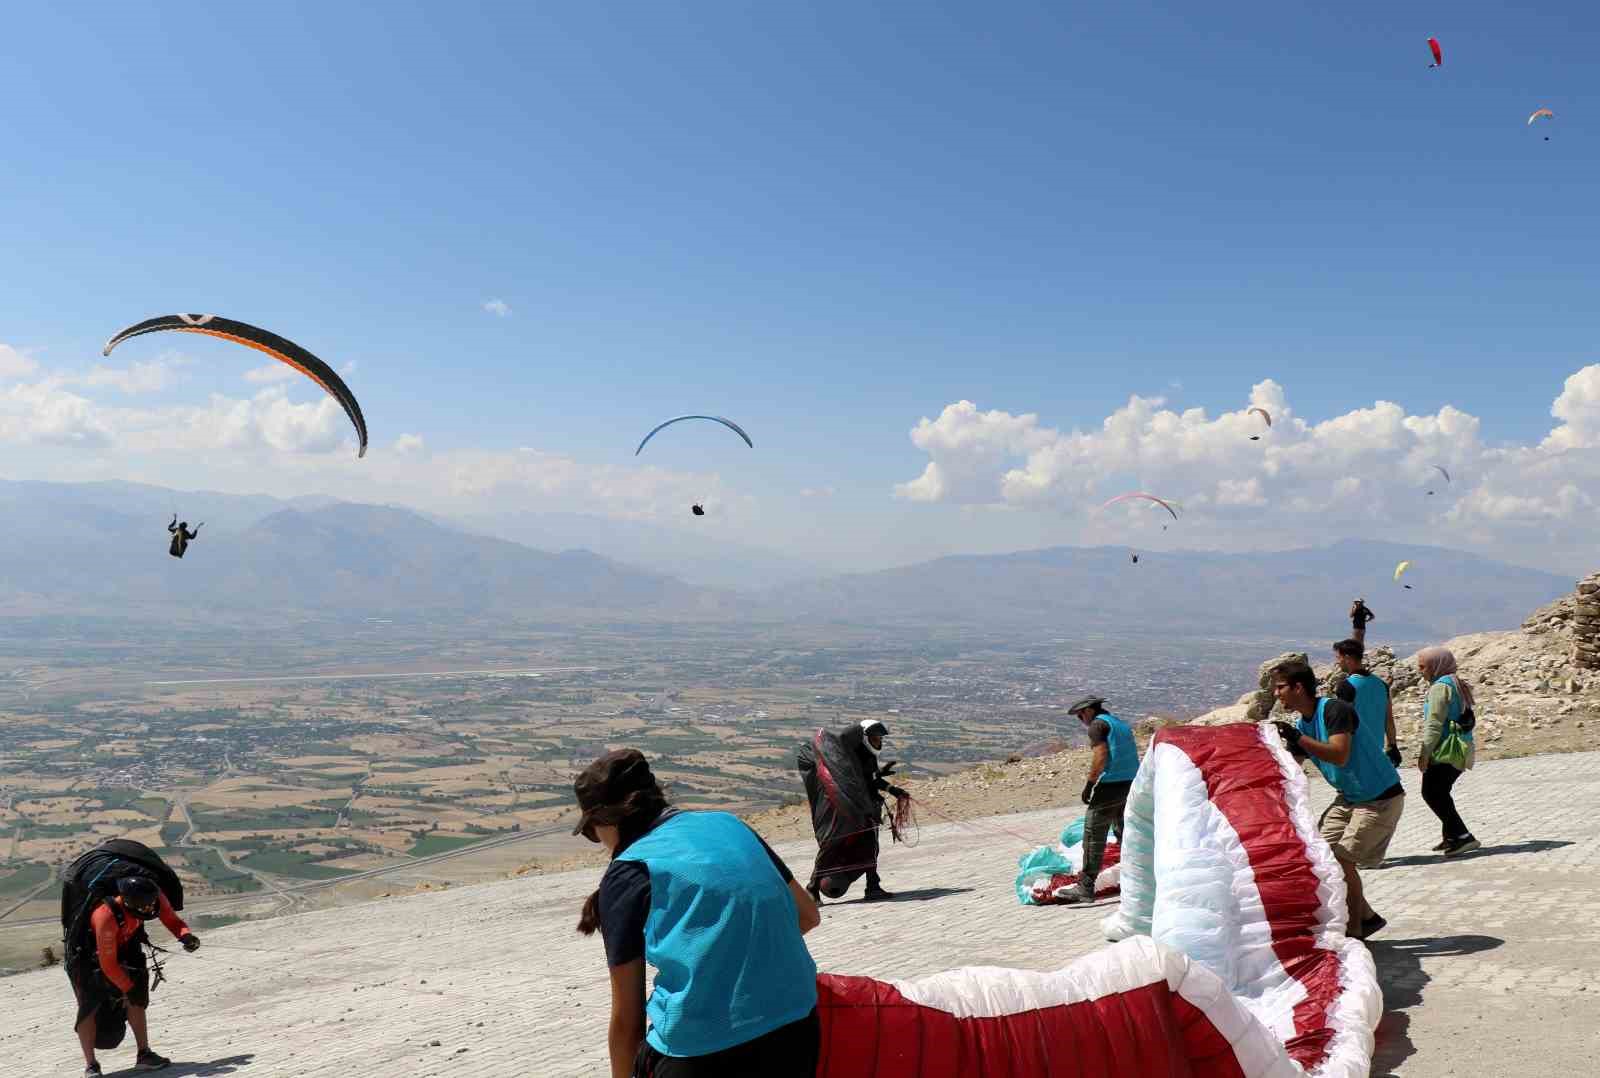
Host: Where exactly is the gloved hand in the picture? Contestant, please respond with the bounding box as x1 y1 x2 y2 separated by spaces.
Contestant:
1274 721 1303 751
1386 745 1403 766
879 760 898 777
887 785 908 800
181 933 201 953
1080 780 1095 805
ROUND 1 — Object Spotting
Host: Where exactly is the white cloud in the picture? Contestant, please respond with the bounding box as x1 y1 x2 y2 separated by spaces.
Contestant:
77 358 183 394
800 486 837 498
894 367 1600 560
0 381 114 447
482 299 512 318
0 344 39 379
394 433 426 455
243 363 297 385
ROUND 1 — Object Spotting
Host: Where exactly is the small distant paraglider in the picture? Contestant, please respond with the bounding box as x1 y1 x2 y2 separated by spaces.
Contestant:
1130 551 1139 565
691 504 705 517
1427 37 1443 69
1529 108 1555 140
1247 407 1272 441
1427 464 1451 495
634 415 754 456
1394 560 1413 590
1100 492 1181 522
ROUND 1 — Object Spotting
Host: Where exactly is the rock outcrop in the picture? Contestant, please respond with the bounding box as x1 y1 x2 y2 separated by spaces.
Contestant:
1574 573 1600 670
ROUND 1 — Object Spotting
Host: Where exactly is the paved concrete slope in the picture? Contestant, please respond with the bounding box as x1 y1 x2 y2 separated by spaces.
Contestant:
4 752 1596 1077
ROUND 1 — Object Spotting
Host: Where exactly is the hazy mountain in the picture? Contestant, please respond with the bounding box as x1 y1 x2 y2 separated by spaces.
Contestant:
766 540 1573 643
456 509 829 590
0 483 695 618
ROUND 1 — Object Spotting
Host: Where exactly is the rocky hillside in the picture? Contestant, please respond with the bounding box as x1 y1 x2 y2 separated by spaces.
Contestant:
1189 578 1599 761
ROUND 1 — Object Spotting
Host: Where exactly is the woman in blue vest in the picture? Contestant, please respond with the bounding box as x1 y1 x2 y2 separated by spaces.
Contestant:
1059 695 1139 905
1417 647 1480 857
574 749 822 1078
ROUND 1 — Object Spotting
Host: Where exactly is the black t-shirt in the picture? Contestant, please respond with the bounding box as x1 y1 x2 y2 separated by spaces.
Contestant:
597 809 795 968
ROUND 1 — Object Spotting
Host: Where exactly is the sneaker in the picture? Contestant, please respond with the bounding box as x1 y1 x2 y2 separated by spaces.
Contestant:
84 1064 102 1077
1431 839 1451 851
1443 836 1481 858
134 1048 171 1072
1359 912 1387 940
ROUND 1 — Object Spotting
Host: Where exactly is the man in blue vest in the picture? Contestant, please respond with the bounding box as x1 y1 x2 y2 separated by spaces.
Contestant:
1059 695 1139 905
1272 659 1404 940
1332 639 1403 869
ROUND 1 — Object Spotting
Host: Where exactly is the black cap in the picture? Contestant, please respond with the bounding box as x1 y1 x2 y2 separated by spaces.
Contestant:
572 749 656 837
1067 695 1106 715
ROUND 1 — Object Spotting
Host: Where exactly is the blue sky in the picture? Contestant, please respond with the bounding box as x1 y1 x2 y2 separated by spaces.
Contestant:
3 2 1598 573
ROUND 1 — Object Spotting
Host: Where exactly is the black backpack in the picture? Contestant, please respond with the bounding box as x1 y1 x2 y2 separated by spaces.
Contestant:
60 840 183 970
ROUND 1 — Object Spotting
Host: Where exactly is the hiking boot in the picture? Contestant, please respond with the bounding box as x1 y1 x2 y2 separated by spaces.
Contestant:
134 1048 171 1072
1443 836 1481 858
84 1064 102 1077
863 885 895 902
1431 839 1451 851
1057 888 1097 905
1359 912 1387 940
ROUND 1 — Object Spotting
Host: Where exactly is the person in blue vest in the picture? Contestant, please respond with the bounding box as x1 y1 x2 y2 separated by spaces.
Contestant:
1058 695 1139 905
1332 638 1403 868
572 749 821 1078
1272 659 1404 940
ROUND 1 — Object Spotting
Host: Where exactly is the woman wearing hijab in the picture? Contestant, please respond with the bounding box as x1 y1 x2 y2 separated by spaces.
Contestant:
572 749 821 1078
1416 647 1481 857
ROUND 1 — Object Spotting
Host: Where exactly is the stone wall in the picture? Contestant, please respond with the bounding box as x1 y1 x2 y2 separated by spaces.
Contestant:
1575 573 1600 670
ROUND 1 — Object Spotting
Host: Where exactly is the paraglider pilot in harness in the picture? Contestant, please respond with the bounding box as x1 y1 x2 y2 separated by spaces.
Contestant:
800 719 907 904
1059 696 1139 905
64 856 200 1076
167 515 201 559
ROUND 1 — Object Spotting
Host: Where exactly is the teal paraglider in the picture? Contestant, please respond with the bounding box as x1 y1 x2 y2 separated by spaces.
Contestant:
634 415 754 456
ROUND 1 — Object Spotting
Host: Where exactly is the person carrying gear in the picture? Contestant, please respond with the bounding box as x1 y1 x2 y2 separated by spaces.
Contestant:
799 719 907 904
1058 696 1139 905
167 516 201 559
69 871 199 1075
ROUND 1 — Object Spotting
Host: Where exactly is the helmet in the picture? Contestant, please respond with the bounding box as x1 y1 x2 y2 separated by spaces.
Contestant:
859 719 889 754
116 876 161 919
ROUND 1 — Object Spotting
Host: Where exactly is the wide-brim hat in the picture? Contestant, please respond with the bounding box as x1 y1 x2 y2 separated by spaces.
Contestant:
1066 695 1106 714
572 748 656 836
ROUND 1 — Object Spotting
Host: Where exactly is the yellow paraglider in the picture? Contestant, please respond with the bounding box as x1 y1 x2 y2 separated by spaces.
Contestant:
1394 560 1413 590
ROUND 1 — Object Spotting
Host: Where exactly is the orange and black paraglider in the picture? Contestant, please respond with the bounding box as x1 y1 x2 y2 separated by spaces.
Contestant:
1247 406 1272 441
1427 37 1442 68
104 314 368 457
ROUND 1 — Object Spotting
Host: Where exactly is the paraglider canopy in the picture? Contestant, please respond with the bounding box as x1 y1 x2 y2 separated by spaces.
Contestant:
1246 406 1271 440
104 314 368 457
1427 37 1442 68
1529 108 1555 140
634 415 754 456
1101 492 1180 522
1394 560 1413 589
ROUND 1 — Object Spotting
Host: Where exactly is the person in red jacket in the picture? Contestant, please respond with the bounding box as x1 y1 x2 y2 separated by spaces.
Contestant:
73 876 200 1075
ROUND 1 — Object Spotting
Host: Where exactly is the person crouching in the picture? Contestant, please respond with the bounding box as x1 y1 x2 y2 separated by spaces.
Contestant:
573 749 822 1078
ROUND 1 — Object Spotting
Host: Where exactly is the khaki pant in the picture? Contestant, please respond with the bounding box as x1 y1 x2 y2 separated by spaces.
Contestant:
1319 793 1404 869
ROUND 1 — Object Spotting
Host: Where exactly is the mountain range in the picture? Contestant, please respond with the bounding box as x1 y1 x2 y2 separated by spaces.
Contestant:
0 481 1573 639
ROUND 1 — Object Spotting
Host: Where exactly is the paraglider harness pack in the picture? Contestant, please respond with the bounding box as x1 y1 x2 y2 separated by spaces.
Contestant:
60 840 184 1048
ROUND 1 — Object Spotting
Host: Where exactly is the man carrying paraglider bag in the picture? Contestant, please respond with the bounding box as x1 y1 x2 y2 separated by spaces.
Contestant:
60 839 200 1075
796 719 908 903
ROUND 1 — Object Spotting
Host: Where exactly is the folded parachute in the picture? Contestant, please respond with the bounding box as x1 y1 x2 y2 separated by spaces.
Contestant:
816 723 1381 1077
104 314 368 457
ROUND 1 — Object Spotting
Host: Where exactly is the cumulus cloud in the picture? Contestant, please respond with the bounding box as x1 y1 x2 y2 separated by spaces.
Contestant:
482 299 511 318
394 433 426 454
895 367 1600 559
244 363 297 384
800 486 837 498
77 358 183 394
0 344 39 379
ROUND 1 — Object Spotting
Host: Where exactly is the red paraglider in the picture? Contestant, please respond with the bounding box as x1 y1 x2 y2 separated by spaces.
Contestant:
1428 37 1442 68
